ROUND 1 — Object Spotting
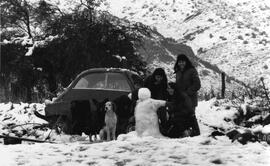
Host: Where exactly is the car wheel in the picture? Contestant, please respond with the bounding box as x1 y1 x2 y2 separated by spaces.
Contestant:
54 115 72 134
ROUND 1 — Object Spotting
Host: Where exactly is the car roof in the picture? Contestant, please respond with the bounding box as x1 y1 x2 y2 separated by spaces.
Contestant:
66 68 140 89
78 68 139 76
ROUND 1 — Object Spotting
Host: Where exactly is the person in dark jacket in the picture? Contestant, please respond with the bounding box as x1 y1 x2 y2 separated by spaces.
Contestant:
173 54 201 136
164 91 194 138
144 68 169 101
143 68 171 134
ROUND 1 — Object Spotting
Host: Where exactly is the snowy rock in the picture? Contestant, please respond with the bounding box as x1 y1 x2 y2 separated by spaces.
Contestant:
262 125 270 134
252 125 263 133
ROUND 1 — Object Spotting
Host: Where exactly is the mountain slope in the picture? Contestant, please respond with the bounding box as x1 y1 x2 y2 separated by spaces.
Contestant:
82 11 242 98
12 0 249 97
99 0 270 88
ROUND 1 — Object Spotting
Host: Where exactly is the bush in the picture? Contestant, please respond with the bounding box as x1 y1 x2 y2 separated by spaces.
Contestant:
1 10 147 102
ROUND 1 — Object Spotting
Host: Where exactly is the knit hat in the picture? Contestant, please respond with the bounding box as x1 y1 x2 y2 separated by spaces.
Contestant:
176 54 190 62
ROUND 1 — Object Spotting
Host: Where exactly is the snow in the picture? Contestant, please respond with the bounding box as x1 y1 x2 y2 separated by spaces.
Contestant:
0 99 270 165
97 0 270 88
138 87 151 101
135 89 166 138
0 132 269 165
112 55 127 62
262 126 270 134
1 1 270 164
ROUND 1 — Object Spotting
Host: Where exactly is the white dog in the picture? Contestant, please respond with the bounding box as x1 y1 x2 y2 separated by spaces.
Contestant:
135 88 167 138
99 101 118 141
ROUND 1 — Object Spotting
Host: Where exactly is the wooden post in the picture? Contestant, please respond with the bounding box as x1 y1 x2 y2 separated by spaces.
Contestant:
0 46 1 72
221 72 226 99
260 77 270 106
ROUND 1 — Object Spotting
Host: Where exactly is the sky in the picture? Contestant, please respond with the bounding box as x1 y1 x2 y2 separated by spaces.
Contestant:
0 99 270 166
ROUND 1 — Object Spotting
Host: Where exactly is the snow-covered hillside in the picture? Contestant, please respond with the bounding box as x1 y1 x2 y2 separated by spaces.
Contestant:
99 0 270 87
93 12 245 96
16 0 268 95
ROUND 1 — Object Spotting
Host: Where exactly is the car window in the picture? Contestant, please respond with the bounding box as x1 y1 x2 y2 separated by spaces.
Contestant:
107 73 131 91
73 72 131 91
74 73 106 89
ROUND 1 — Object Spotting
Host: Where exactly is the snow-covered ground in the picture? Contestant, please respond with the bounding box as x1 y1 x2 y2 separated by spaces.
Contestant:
0 99 270 166
1 133 269 166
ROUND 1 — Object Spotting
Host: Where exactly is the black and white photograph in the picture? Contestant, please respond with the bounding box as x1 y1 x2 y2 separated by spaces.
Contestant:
0 0 270 165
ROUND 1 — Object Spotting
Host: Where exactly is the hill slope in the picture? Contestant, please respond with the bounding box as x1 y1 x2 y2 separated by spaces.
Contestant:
99 0 270 88
4 0 248 98
99 12 245 97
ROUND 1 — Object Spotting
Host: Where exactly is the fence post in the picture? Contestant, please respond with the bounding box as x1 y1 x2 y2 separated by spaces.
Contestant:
221 72 226 99
260 77 270 107
0 48 1 72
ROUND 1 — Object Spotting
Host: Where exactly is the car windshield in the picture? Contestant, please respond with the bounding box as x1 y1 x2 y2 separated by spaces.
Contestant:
74 72 131 91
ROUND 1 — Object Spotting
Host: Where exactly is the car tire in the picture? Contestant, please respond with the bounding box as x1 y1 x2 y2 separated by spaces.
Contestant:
54 115 72 134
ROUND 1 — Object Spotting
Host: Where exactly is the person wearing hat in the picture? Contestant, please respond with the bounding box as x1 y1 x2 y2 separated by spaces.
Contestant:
172 54 201 136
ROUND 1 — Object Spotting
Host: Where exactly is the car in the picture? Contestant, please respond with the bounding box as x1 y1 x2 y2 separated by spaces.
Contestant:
40 68 143 135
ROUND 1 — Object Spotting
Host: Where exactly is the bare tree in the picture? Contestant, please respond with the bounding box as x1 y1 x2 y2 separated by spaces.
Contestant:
1 0 33 38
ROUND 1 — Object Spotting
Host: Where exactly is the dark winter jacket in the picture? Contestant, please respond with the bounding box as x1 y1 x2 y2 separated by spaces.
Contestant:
167 91 194 118
161 93 194 137
144 75 169 100
175 68 201 107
